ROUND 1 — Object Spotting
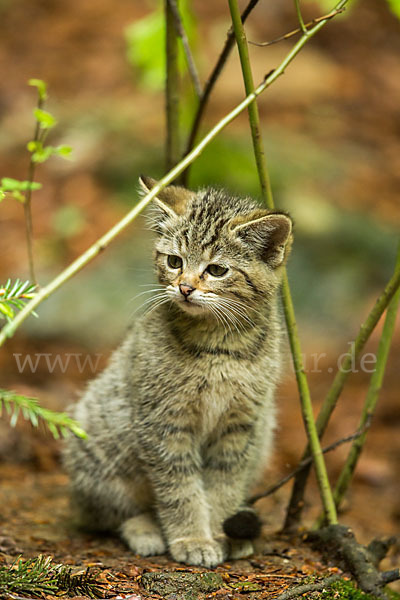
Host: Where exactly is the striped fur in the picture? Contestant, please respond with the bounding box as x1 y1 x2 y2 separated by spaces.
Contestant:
63 178 292 567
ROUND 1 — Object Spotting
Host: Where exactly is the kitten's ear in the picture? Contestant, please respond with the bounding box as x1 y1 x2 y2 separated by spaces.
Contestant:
232 211 293 268
139 175 194 218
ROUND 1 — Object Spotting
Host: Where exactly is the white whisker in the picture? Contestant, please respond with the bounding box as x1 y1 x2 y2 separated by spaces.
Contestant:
217 298 254 327
131 291 170 318
143 296 171 318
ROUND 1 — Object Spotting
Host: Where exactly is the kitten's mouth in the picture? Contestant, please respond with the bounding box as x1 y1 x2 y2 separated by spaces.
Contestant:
176 296 207 315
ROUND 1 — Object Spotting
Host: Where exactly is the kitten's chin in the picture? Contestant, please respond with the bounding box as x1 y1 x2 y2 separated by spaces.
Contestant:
175 299 208 317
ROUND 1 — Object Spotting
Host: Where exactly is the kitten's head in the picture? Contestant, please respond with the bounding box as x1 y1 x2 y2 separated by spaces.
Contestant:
140 176 293 321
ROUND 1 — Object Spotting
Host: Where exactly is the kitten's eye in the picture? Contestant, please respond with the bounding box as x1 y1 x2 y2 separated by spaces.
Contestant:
206 264 228 277
167 255 183 269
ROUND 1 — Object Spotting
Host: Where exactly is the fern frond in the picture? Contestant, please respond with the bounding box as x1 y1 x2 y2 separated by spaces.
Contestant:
0 389 87 439
0 279 37 322
0 555 108 598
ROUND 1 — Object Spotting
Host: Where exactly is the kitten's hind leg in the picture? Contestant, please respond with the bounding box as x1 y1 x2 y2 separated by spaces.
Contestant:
120 514 166 556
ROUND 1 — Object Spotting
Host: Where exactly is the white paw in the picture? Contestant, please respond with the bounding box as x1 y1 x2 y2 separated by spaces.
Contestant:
229 539 254 560
120 515 167 556
127 532 166 556
169 537 226 567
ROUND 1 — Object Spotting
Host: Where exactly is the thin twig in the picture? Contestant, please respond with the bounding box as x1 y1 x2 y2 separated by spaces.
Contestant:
0 2 347 347
293 0 308 34
165 0 180 170
276 575 341 600
332 244 400 510
23 95 44 286
249 8 344 47
167 0 202 98
181 0 260 185
249 423 371 505
284 244 400 531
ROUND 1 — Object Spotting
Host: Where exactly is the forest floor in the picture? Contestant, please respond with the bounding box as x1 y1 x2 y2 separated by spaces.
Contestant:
0 462 342 600
0 335 399 600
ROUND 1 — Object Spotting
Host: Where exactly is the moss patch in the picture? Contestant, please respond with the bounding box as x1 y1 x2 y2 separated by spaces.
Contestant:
320 579 400 600
141 571 224 600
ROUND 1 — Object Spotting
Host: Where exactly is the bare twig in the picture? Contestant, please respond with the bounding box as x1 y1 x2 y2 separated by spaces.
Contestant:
181 0 260 185
308 525 399 599
166 0 202 98
276 575 341 600
249 8 344 47
165 0 180 170
249 423 371 505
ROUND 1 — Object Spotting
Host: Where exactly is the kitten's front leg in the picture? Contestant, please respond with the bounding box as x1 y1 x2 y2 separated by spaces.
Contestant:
138 424 227 567
204 424 258 559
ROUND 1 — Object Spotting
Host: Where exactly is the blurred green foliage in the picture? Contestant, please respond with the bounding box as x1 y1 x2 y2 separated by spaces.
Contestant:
125 0 196 90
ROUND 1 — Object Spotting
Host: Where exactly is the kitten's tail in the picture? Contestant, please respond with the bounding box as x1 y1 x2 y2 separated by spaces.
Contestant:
223 507 261 540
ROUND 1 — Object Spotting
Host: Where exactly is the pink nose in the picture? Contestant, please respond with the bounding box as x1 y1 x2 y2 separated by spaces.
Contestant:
179 284 195 297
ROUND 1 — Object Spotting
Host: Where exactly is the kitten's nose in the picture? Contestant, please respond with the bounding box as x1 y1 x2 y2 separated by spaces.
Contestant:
179 283 195 297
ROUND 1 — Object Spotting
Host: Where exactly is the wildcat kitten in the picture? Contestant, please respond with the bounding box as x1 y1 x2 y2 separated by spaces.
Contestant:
63 176 292 568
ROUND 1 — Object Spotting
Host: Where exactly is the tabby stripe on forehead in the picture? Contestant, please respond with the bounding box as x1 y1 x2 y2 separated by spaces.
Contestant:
200 218 226 249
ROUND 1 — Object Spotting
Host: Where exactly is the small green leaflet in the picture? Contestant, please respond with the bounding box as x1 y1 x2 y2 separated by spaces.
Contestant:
27 141 73 163
33 107 57 129
28 78 48 100
0 177 42 192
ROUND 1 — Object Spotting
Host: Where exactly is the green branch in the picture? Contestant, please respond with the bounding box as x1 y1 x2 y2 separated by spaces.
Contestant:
332 243 400 510
294 0 308 34
227 0 273 206
285 244 400 529
228 0 345 526
0 389 86 439
0 5 347 348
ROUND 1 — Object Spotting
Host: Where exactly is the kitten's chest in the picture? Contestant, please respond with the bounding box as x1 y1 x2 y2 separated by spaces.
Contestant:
196 358 256 436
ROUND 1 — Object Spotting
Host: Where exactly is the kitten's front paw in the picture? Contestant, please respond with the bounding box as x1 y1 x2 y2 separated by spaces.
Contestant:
169 537 226 567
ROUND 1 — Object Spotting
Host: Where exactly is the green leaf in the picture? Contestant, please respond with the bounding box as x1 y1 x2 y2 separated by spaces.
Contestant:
55 144 73 158
0 190 5 201
28 78 48 101
11 191 25 203
0 177 42 192
31 145 54 164
386 0 400 18
33 107 57 129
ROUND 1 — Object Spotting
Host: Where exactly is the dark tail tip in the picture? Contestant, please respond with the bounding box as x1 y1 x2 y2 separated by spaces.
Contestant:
223 508 262 540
